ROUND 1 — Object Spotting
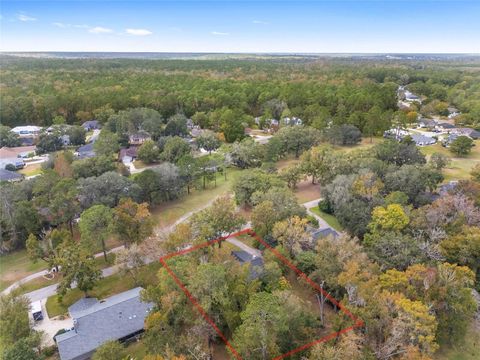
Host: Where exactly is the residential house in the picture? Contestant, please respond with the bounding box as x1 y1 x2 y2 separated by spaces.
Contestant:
452 128 480 140
118 146 139 164
75 143 95 159
310 228 339 242
56 287 153 360
418 118 437 129
0 169 24 182
231 251 264 279
128 132 151 146
11 125 42 137
81 120 100 131
436 122 456 131
410 134 437 146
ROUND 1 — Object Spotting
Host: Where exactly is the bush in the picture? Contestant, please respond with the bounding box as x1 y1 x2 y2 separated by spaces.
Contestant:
4 164 16 171
43 345 57 357
306 215 319 228
318 199 333 214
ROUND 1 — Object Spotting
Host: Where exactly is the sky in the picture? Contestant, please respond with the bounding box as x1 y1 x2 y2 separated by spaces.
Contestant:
1 1 479 53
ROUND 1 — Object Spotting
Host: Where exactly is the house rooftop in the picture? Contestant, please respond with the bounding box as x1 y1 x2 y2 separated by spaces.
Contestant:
231 251 264 279
0 169 24 182
56 287 153 360
310 227 339 241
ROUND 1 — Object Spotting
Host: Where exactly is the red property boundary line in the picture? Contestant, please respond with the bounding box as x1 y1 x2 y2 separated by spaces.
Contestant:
159 228 364 360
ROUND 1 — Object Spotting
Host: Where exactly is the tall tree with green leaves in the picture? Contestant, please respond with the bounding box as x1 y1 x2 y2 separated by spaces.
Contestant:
79 205 113 261
113 198 154 247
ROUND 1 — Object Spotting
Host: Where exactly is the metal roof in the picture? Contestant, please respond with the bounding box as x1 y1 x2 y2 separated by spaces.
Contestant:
56 287 153 360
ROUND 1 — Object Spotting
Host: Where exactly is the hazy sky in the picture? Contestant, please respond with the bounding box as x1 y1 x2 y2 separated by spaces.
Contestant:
1 1 479 53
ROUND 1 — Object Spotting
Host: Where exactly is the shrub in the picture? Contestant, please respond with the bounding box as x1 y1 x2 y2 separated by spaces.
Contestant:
318 199 333 214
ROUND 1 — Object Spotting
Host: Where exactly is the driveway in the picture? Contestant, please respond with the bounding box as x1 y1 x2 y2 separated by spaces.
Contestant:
32 298 73 346
226 237 262 258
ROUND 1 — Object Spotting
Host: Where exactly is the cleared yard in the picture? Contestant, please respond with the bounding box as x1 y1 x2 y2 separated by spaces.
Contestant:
18 162 43 177
0 250 47 291
420 141 480 182
151 168 242 228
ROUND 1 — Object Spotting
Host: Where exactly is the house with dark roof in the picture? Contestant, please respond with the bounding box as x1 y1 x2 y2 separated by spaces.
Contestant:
56 287 153 360
310 228 339 242
231 251 264 279
0 169 24 182
75 143 95 159
453 128 480 140
81 120 100 131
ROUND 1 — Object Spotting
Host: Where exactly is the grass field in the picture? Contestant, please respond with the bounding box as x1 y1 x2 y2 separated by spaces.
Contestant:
151 167 243 228
309 206 343 231
0 250 47 291
46 261 161 318
420 141 480 182
18 163 43 177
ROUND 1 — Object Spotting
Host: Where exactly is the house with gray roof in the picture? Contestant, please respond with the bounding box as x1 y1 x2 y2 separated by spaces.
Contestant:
410 134 436 146
75 143 95 159
56 287 153 360
0 169 24 182
231 250 264 279
310 227 339 241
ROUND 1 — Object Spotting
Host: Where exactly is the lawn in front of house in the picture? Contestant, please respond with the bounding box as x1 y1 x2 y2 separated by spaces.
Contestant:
0 250 47 291
46 261 161 318
309 206 343 231
420 141 480 182
18 163 43 177
151 167 243 229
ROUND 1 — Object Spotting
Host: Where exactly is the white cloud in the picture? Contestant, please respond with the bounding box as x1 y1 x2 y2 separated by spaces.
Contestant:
17 14 37 22
253 20 269 25
126 28 153 36
211 31 229 36
88 26 114 34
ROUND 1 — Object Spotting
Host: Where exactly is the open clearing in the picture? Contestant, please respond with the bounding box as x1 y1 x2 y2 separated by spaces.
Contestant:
420 140 480 182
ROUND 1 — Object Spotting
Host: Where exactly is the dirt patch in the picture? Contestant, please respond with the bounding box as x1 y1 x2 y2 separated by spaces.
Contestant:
294 180 321 203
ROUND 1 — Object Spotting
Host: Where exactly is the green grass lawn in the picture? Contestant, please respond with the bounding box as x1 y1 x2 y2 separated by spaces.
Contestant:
309 206 343 231
0 250 47 291
18 163 43 177
151 167 243 228
420 141 480 182
46 261 161 318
